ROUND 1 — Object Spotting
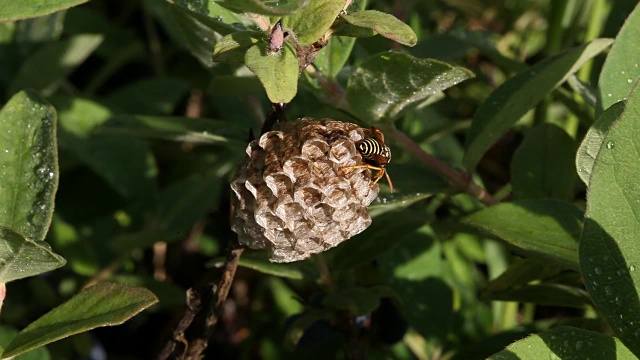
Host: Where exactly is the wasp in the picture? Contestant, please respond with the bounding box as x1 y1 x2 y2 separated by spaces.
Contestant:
342 127 394 193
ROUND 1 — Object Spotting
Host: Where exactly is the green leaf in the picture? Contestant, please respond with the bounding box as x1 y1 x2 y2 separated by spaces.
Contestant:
346 52 474 122
339 10 417 46
488 327 637 360
511 123 577 200
0 91 58 241
463 39 613 170
212 31 263 64
106 78 190 115
0 325 50 360
378 226 454 341
9 34 103 96
0 0 87 22
214 0 309 16
110 168 224 252
245 42 299 103
310 36 355 78
231 251 316 280
484 259 564 293
598 3 640 113
0 227 65 283
580 82 640 356
281 0 344 46
322 286 400 315
331 208 428 271
483 284 591 308
1 282 158 359
576 101 625 186
52 96 159 202
462 199 583 270
367 192 432 218
97 115 246 148
167 2 236 68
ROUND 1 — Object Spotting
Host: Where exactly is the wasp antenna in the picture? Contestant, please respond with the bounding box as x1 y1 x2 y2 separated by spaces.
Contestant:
385 170 394 193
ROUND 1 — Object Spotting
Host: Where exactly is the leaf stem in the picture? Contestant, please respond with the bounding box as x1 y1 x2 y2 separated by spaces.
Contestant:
385 125 499 206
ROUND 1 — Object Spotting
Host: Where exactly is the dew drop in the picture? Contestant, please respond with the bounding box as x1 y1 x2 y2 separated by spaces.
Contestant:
607 93 612 97
630 265 636 272
576 340 584 350
628 79 634 84
606 141 615 149
595 267 602 275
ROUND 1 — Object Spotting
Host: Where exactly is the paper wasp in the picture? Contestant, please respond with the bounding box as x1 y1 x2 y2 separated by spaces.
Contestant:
342 126 394 193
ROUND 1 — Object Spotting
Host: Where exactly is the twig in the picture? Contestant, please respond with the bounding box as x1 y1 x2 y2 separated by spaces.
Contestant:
185 247 245 359
384 125 500 206
157 246 245 359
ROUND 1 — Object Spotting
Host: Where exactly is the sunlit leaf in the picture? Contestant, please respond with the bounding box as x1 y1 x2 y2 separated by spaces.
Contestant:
463 39 613 170
215 0 309 16
0 91 58 241
488 327 636 360
463 199 583 270
339 10 417 46
580 82 640 356
576 101 625 185
0 0 87 22
1 282 157 358
281 0 344 46
0 227 65 283
598 3 640 113
346 52 474 122
245 42 299 103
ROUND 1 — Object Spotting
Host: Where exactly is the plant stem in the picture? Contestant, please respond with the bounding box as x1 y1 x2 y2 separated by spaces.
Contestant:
385 125 499 206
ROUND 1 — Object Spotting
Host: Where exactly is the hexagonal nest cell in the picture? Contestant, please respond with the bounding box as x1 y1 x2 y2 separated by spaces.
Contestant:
230 118 379 262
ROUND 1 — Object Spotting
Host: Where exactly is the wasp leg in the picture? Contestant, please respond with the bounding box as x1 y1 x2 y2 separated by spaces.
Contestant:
340 164 387 190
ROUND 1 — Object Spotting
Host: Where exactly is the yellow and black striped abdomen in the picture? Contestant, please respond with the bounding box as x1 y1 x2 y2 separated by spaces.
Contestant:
358 138 391 165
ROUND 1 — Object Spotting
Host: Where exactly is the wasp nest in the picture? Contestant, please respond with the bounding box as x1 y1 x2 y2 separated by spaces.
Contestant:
230 118 379 263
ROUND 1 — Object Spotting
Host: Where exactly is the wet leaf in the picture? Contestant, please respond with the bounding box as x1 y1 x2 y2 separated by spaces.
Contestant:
347 52 473 122
576 101 625 185
580 82 640 356
598 4 640 113
0 91 58 241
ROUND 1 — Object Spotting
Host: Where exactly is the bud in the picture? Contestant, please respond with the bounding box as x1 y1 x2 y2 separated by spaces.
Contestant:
230 118 379 262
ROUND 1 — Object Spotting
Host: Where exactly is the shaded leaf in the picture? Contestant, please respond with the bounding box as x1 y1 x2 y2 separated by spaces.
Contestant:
0 325 50 360
1 282 157 358
346 52 474 122
281 0 344 46
367 192 432 218
0 91 58 241
339 10 417 46
53 96 158 202
167 2 236 68
106 78 190 115
462 199 583 270
488 327 636 360
215 0 309 16
484 259 564 293
580 82 640 356
511 123 577 200
598 3 640 113
576 101 625 185
0 227 66 283
0 0 87 22
322 286 400 315
9 34 103 96
211 251 316 280
331 208 428 271
245 42 299 103
313 35 356 78
97 115 246 148
110 168 224 252
212 31 263 63
463 39 613 170
483 284 591 308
